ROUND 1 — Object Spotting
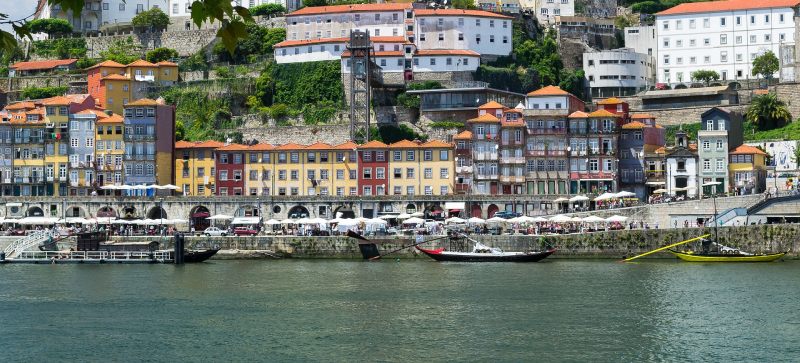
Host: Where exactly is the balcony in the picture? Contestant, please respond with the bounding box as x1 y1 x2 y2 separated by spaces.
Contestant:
455 166 473 174
569 128 617 135
500 175 526 183
527 170 568 179
527 127 567 135
124 134 156 141
472 152 498 161
127 154 156 161
454 184 471 194
500 138 525 147
70 181 79 187
500 156 525 164
646 171 665 179
528 150 567 157
571 171 616 180
473 173 499 180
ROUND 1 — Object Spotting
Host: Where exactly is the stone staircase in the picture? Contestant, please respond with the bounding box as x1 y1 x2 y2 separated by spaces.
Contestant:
3 230 59 259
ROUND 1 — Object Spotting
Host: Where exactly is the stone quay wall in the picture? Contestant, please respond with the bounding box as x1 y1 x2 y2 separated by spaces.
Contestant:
108 223 800 259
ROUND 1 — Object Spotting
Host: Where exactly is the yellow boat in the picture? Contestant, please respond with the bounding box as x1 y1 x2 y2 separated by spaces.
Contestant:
669 250 786 262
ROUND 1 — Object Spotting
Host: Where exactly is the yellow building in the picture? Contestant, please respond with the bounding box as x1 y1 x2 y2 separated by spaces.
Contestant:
10 107 47 196
94 110 125 189
88 60 179 114
729 145 768 194
387 140 455 196
267 141 360 197
175 140 223 196
244 143 275 197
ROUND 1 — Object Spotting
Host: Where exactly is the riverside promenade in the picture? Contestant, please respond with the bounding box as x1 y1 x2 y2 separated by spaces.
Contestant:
98 223 799 259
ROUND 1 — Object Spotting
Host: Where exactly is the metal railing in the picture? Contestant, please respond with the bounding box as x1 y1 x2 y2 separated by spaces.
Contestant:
3 230 57 258
14 250 173 261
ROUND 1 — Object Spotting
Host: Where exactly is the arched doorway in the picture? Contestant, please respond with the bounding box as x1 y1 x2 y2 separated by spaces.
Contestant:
120 206 137 219
288 205 309 219
405 203 417 214
97 206 117 218
235 205 259 217
471 203 482 218
65 206 87 218
147 207 167 220
332 206 355 219
426 204 443 220
190 206 210 231
487 204 499 218
26 206 44 217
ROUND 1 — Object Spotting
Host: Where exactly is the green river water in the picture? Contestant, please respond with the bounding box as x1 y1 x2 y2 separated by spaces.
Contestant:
1 260 799 362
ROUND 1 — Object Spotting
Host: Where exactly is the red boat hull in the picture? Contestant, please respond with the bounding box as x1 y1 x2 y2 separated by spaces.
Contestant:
415 247 556 262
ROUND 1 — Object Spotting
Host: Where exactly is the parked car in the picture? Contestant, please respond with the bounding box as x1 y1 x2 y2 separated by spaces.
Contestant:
493 211 521 219
203 227 227 237
233 227 259 236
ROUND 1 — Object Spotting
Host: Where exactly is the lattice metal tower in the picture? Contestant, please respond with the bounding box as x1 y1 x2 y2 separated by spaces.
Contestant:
348 30 373 143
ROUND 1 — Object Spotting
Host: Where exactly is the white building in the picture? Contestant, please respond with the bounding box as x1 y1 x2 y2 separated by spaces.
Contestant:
583 48 654 97
655 0 798 87
167 0 298 18
624 25 656 57
535 0 575 25
35 0 168 33
275 4 511 75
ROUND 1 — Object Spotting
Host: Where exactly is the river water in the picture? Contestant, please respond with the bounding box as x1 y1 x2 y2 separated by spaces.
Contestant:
1 260 799 362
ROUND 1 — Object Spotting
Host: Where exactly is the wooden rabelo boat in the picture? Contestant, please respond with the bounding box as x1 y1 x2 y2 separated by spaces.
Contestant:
416 245 556 262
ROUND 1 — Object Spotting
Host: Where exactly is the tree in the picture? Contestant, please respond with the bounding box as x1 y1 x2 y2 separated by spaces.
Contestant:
559 69 586 100
452 0 477 9
752 51 780 80
0 1 253 55
746 93 792 131
146 47 179 63
132 8 171 31
27 18 72 36
250 3 286 17
99 37 141 64
691 69 720 86
303 0 328 6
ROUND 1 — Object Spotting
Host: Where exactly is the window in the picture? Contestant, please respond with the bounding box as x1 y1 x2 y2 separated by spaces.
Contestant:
703 18 710 28
407 186 415 195
716 140 724 150
406 168 415 179
424 168 432 179
406 150 415 161
703 140 710 150
716 159 725 171
440 168 448 179
376 168 384 179
720 34 727 45
720 17 726 26
363 168 372 179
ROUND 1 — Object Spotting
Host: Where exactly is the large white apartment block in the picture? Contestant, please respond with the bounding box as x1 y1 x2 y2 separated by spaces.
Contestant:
536 0 575 25
624 25 657 57
655 0 798 86
168 0 299 17
274 4 512 75
583 48 654 98
35 0 168 32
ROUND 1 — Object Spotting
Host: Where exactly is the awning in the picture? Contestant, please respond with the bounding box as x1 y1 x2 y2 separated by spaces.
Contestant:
192 211 210 218
646 181 666 185
5 202 22 207
445 202 465 210
231 217 261 225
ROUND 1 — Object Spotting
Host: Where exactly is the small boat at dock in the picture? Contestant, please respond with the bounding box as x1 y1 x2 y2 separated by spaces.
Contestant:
415 244 556 262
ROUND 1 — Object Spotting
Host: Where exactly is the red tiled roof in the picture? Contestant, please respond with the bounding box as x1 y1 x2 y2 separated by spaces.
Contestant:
414 9 513 19
288 3 412 16
175 140 196 149
631 113 654 119
195 140 225 148
568 111 589 118
527 85 570 96
274 37 348 48
388 139 421 148
588 109 618 118
478 101 504 109
359 140 389 149
11 58 77 71
341 50 404 57
415 49 480 56
124 99 160 107
453 130 473 140
40 96 70 106
334 141 359 150
468 113 501 123
305 142 334 150
216 143 250 151
621 121 646 130
156 61 178 67
731 145 768 155
127 59 157 67
421 140 452 148
248 143 274 151
86 60 126 69
101 74 130 81
657 0 800 16
97 114 123 124
596 97 624 105
274 143 306 150
5 101 36 110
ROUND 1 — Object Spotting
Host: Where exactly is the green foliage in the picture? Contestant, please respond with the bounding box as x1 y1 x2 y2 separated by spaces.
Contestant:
746 93 792 131
397 81 443 109
76 57 100 69
0 66 7 77
132 8 171 30
179 51 209 72
690 69 720 85
452 0 477 9
214 24 285 63
429 121 465 129
272 60 343 108
371 124 428 144
99 37 141 64
32 38 87 59
752 51 780 79
160 87 237 141
21 86 68 99
28 18 72 35
214 66 233 78
303 0 328 6
614 15 634 30
250 3 286 17
631 1 665 14
558 69 586 100
145 47 178 63
303 101 338 125
665 123 701 146
670 119 800 143
175 120 185 141
475 65 523 92
266 103 289 120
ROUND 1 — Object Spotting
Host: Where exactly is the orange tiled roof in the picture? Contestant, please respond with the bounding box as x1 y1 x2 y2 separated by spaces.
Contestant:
305 142 334 150
588 109 617 118
40 96 70 106
341 50 404 57
216 143 250 151
657 0 800 16
274 143 306 150
527 85 570 96
97 114 123 123
248 143 274 151
501 119 525 127
334 141 359 150
478 101 504 109
11 58 77 71
468 113 500 123
86 60 126 69
731 145 768 155
288 3 412 16
622 121 646 129
195 140 225 148
388 140 421 148
414 9 513 19
101 74 130 81
175 140 196 149
596 97 623 105
655 125 664 129
124 99 160 107
631 113 654 119
415 49 480 56
568 111 589 118
5 101 36 110
453 130 473 140
359 140 389 149
421 140 452 148
127 60 157 67
156 61 178 67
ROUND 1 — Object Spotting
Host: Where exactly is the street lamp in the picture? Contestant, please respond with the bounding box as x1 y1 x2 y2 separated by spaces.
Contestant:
566 146 572 212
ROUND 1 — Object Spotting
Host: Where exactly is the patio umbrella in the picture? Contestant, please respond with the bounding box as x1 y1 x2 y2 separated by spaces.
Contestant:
532 216 549 222
162 184 180 190
605 215 628 222
337 218 359 227
403 217 425 225
206 214 234 220
569 195 590 202
410 212 424 217
309 217 328 225
594 192 616 201
280 219 295 224
467 217 486 224
264 219 281 225
582 215 606 223
396 213 412 219
549 215 573 223
487 216 507 223
445 217 466 224
553 197 569 203
296 217 312 224
615 191 637 198
653 188 667 194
